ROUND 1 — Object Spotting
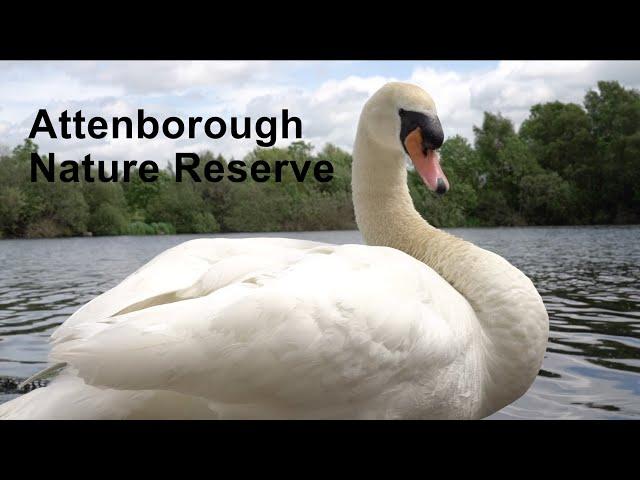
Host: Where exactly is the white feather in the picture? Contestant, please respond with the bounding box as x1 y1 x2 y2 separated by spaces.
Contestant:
2 239 483 419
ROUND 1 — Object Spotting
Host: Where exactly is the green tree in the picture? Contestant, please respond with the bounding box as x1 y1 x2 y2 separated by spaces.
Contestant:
520 102 595 177
409 135 480 227
585 81 640 142
146 181 220 233
472 114 541 224
89 203 129 235
473 112 517 165
1 140 90 237
122 168 173 214
12 138 39 162
584 81 640 222
0 186 27 236
23 181 90 237
315 143 353 195
82 180 129 234
519 101 596 222
519 172 573 225
185 151 234 229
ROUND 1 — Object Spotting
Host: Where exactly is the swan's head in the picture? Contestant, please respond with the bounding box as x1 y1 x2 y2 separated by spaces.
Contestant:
360 82 449 194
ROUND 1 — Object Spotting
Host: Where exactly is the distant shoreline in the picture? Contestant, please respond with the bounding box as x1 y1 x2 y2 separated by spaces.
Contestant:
2 223 639 241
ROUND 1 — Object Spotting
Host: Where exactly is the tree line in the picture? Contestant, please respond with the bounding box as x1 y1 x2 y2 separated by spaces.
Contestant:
0 80 638 238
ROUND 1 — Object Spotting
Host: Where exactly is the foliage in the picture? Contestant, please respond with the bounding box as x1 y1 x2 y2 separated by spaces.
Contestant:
88 203 129 236
125 221 176 235
0 80 638 238
519 172 573 225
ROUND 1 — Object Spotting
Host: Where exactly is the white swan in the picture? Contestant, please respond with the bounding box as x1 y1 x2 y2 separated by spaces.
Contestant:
0 82 548 419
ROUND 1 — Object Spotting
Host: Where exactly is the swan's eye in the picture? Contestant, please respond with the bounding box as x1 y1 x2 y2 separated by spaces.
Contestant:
398 110 444 153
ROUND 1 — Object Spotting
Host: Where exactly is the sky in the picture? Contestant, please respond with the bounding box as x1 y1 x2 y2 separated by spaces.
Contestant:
1 60 640 166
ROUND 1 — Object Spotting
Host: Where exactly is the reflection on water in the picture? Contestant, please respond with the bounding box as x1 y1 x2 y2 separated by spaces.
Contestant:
1 226 639 419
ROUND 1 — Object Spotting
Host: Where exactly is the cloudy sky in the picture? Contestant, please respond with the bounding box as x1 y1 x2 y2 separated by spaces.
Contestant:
1 61 639 165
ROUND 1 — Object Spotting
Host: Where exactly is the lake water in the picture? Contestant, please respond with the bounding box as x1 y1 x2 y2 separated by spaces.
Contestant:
1 227 639 419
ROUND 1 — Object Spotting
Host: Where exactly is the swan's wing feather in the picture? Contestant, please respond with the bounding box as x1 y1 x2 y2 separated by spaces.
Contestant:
50 243 477 414
51 237 324 343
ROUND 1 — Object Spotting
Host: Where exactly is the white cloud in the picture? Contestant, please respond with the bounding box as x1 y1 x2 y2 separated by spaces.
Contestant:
410 61 640 142
51 61 275 94
1 60 639 165
409 67 475 139
243 75 396 153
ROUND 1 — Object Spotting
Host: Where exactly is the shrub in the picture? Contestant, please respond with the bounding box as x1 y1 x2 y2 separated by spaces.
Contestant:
88 204 129 235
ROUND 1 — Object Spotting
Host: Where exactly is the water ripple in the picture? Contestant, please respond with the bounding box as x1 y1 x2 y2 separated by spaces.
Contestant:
0 226 639 418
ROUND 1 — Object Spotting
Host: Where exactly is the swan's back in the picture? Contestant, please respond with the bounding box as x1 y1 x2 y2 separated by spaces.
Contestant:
1 238 484 419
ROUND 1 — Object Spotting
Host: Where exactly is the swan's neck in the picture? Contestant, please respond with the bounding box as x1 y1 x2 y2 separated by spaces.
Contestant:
352 126 549 415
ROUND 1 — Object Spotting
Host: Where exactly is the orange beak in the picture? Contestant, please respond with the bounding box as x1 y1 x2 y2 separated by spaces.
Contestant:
404 127 449 195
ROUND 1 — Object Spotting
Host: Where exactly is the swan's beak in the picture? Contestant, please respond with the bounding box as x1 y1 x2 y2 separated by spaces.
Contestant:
404 128 449 195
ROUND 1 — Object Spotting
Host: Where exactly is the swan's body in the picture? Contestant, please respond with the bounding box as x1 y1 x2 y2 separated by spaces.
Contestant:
0 83 548 419
3 238 484 419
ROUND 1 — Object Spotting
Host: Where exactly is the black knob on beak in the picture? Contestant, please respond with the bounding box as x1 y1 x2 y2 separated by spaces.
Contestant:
399 109 444 155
